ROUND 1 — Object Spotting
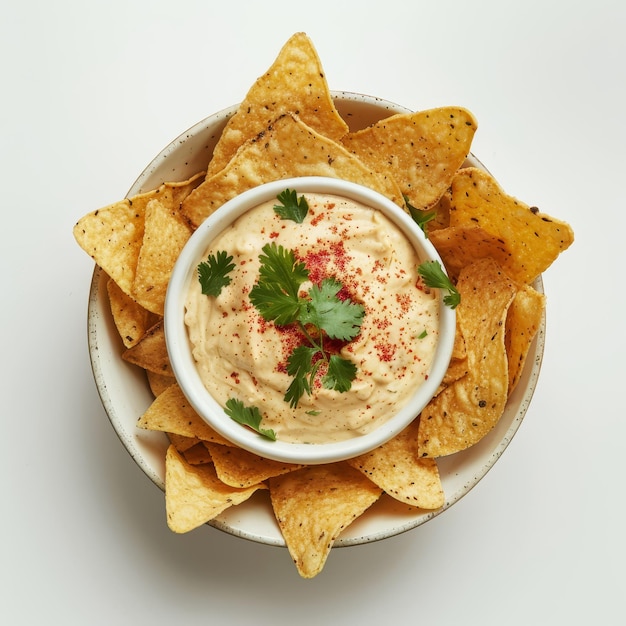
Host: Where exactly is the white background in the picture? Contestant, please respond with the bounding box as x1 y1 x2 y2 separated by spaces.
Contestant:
2 1 624 624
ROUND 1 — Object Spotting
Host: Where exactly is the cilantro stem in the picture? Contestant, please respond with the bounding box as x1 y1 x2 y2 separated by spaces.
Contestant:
297 321 331 368
298 321 320 352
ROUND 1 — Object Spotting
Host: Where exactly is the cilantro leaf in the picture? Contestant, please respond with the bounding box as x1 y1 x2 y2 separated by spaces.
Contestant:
197 250 235 297
404 195 437 236
274 189 309 223
256 242 309 299
249 280 304 326
418 259 461 309
284 345 319 408
224 398 276 440
249 242 309 325
323 355 358 393
301 278 365 341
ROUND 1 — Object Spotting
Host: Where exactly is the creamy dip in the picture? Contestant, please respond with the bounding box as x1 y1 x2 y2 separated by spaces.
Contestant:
184 192 439 444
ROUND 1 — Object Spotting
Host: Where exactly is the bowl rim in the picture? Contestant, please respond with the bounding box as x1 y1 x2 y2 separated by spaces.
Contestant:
164 175 457 464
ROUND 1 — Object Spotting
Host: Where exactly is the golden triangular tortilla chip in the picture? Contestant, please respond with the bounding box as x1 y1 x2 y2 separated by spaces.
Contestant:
131 198 192 315
137 383 232 446
182 442 213 466
418 258 517 457
165 445 265 533
167 433 201 453
73 174 203 296
342 106 477 209
437 324 468 393
428 224 513 282
146 370 176 397
74 198 145 297
206 443 302 488
106 277 159 348
207 32 349 175
269 463 382 578
505 283 546 394
448 167 574 284
121 319 170 375
347 419 444 509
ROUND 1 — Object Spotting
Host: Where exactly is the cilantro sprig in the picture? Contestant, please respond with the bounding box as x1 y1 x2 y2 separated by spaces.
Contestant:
418 259 461 309
273 189 309 223
249 242 364 407
197 250 235 297
224 398 276 440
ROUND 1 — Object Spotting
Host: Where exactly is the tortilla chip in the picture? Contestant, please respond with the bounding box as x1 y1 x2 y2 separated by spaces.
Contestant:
167 432 200 453
73 199 145 296
438 324 468 390
106 277 159 348
418 258 517 457
137 383 233 446
448 167 574 284
146 370 177 396
181 113 404 228
269 463 382 578
428 224 514 282
440 356 468 391
121 319 171 375
165 445 265 533
341 107 477 209
451 324 467 361
183 442 214 465
131 198 192 315
206 443 302 488
207 32 349 176
505 283 546 394
425 188 452 233
73 174 203 296
347 419 444 509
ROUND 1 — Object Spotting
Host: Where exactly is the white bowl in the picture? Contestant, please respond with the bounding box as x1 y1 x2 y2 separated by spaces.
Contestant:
164 176 457 464
87 92 545 546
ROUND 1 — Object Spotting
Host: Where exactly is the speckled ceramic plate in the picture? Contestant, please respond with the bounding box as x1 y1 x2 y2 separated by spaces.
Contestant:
87 92 545 547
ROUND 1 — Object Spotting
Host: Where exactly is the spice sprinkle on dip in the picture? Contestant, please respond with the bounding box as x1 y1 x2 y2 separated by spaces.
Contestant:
184 188 441 445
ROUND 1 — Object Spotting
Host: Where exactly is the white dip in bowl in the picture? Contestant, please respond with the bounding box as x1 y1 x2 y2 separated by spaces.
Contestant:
165 176 456 464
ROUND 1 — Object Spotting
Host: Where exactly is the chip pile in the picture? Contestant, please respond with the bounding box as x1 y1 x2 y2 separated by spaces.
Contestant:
73 32 574 578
